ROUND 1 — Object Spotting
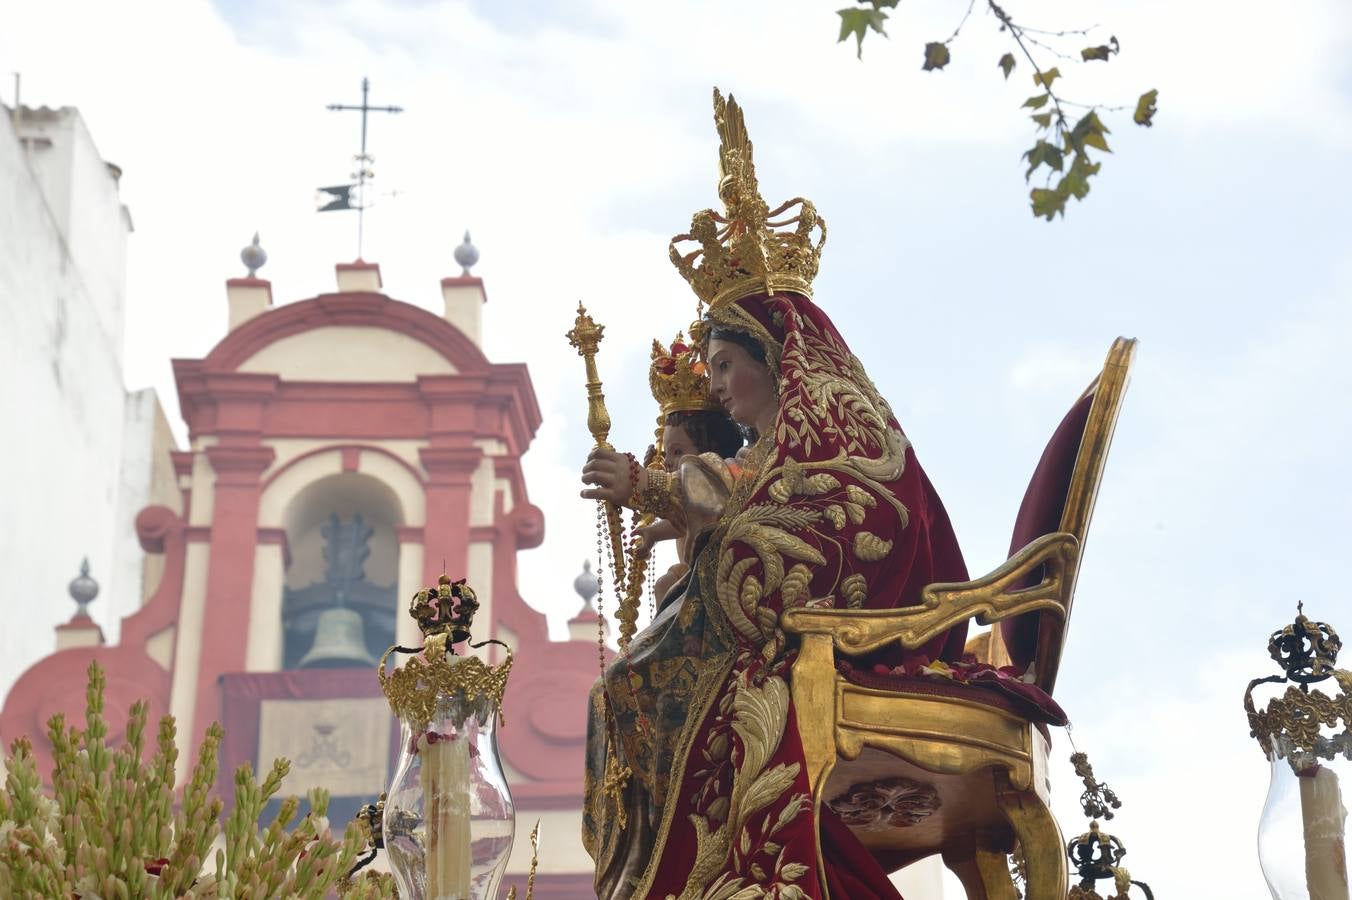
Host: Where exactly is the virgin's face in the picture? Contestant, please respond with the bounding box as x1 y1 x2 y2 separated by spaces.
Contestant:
662 424 697 472
707 338 776 430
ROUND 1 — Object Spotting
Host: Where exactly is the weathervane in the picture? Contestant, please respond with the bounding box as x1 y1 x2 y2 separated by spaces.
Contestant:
318 77 403 259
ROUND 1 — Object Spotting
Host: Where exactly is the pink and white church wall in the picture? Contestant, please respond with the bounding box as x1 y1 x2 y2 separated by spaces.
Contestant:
1 255 602 897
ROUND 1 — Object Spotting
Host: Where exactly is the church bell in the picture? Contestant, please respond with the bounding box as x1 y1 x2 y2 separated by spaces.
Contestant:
297 607 378 669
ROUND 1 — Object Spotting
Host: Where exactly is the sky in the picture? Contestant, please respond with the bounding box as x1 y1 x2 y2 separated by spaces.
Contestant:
4 0 1352 895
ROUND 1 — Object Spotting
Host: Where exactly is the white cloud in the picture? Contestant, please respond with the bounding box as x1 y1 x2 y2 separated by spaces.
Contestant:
1047 648 1273 898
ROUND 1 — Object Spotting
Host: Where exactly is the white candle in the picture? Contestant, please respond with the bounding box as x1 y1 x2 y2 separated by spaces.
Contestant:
1300 765 1349 900
422 734 440 900
422 728 473 899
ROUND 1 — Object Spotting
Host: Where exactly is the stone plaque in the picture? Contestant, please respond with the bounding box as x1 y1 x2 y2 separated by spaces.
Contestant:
257 697 390 797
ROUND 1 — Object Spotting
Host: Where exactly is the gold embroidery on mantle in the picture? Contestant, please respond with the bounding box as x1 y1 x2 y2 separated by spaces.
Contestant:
852 531 894 562
675 673 811 900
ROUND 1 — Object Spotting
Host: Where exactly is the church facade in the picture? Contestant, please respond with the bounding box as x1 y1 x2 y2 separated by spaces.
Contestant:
1 253 600 896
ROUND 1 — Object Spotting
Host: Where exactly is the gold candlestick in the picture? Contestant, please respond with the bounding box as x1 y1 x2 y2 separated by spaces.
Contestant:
566 303 633 646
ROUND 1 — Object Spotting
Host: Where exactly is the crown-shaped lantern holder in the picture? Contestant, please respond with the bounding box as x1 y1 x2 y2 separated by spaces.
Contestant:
1244 603 1351 900
377 575 519 900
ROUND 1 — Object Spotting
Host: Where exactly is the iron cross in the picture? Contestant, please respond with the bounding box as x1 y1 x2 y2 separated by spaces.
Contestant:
326 77 403 258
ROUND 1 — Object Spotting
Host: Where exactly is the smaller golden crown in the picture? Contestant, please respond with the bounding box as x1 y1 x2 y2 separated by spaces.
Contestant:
649 333 720 417
670 89 827 312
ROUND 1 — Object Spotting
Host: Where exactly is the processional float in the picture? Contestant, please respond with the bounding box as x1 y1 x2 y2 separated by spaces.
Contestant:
559 88 1166 900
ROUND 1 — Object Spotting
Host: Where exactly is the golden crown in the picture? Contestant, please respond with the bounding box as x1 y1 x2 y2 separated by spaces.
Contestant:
649 333 720 417
669 89 827 312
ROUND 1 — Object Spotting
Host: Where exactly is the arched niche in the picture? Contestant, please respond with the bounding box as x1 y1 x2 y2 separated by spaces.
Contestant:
279 472 404 669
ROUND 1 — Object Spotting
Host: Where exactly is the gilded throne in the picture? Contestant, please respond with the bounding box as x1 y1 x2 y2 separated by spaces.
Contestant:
782 337 1137 899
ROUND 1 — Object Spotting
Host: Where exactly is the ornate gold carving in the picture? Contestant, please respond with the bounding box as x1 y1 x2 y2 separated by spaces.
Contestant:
1245 670 1352 762
669 89 826 312
1070 751 1122 821
827 776 941 830
782 531 1078 657
355 793 385 848
1245 605 1352 769
565 302 616 453
1037 336 1137 695
337 869 397 898
377 635 512 735
1067 821 1154 900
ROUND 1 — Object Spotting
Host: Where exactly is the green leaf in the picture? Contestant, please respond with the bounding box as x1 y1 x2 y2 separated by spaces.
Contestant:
1069 110 1112 153
1031 111 1053 129
1023 139 1064 180
998 52 1016 79
922 41 951 71
1081 45 1112 62
1134 89 1159 127
1032 67 1061 89
1022 93 1050 109
1082 130 1110 152
1060 153 1101 200
1030 187 1066 221
837 8 889 59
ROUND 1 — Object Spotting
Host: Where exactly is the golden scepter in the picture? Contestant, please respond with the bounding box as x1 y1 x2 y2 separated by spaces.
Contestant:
566 303 630 617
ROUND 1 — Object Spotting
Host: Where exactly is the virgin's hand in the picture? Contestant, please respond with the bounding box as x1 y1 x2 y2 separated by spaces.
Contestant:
580 448 636 504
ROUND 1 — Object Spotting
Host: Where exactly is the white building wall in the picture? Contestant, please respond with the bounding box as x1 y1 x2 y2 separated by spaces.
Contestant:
13 106 130 365
0 105 168 706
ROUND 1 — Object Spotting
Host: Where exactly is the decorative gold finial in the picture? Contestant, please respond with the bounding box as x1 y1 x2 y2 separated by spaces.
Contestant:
669 88 827 311
565 303 616 454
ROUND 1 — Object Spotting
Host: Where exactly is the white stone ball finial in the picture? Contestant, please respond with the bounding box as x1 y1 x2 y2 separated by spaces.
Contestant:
241 232 268 277
454 229 480 275
573 559 599 610
68 557 99 615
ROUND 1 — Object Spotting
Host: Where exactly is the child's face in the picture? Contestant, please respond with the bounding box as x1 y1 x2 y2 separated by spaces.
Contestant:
662 424 698 471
